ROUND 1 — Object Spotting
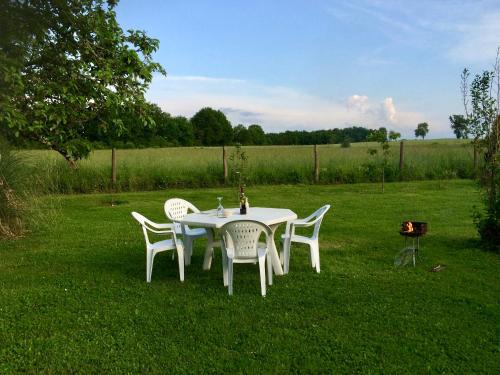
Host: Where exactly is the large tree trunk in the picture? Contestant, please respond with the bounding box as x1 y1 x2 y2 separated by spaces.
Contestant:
61 156 78 170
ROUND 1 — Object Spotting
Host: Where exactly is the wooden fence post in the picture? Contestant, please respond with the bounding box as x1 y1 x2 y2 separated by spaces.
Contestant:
399 140 404 179
314 144 319 183
111 148 117 186
223 145 228 184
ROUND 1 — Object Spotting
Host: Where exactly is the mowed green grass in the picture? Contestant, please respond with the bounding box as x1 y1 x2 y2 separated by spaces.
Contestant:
1 180 499 373
20 139 474 193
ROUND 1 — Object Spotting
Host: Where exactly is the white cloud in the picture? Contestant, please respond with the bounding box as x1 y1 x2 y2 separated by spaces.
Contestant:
382 97 397 124
347 95 370 112
146 75 442 137
347 95 401 127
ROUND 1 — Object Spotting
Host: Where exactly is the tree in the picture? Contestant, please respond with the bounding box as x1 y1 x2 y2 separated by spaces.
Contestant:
461 49 500 251
0 0 165 167
233 124 250 145
415 123 429 139
0 137 27 238
368 127 388 143
190 107 233 146
367 137 391 193
388 131 401 141
172 116 194 146
449 115 469 139
247 124 266 145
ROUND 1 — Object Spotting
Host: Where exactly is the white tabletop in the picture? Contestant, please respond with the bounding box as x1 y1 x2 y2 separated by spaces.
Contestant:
179 207 297 229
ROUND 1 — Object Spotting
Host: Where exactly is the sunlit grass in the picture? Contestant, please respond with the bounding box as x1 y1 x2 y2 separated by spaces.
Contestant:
0 181 498 373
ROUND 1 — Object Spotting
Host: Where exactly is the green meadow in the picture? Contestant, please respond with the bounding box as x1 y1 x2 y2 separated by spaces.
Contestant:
21 139 474 194
0 181 498 373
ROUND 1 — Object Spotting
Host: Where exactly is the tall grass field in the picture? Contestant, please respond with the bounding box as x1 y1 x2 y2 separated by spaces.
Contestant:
21 139 474 194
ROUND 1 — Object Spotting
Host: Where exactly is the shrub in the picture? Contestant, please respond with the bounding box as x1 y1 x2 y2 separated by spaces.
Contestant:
474 208 500 252
341 138 351 148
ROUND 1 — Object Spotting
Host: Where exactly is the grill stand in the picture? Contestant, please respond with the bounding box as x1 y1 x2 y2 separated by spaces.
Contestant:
403 236 421 267
400 221 427 267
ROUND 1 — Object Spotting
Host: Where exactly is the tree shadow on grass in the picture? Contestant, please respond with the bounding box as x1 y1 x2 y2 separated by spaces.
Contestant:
429 234 481 253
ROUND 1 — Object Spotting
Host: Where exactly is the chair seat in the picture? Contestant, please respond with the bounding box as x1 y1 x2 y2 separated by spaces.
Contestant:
281 234 316 245
175 226 207 238
226 247 267 263
149 239 182 252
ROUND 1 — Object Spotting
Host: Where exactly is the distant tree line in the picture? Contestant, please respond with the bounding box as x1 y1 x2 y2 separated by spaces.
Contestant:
2 103 403 149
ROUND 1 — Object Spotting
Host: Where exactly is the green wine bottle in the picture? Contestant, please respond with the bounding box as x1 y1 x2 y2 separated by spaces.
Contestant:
239 186 247 215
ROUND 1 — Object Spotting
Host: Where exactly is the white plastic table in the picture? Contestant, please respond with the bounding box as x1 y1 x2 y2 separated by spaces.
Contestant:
178 207 297 276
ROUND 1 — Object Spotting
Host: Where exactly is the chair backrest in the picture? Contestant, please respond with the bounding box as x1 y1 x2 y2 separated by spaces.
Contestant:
164 198 200 232
221 220 272 259
131 211 151 245
308 205 331 239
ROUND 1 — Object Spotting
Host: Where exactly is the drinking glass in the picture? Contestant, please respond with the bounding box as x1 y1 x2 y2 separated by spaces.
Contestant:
216 197 224 217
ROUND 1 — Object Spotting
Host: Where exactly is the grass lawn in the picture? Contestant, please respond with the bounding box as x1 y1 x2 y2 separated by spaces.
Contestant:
0 180 499 373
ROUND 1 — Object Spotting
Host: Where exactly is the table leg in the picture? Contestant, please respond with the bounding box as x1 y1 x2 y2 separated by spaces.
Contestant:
269 224 284 276
202 228 215 270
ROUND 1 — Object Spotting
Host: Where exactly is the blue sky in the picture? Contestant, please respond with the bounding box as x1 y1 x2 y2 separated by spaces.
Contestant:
117 0 500 138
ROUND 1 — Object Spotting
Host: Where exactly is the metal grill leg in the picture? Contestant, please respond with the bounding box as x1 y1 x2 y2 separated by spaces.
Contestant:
412 238 416 267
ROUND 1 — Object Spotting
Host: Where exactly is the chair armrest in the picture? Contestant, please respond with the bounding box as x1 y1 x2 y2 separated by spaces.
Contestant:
292 217 321 228
155 222 174 230
146 227 175 235
290 219 308 227
142 219 175 234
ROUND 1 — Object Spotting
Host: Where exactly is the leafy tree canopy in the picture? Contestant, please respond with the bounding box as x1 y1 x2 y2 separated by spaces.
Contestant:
367 127 388 143
449 115 469 139
388 130 401 141
0 0 165 166
247 124 266 145
191 107 233 146
233 124 250 145
415 122 429 139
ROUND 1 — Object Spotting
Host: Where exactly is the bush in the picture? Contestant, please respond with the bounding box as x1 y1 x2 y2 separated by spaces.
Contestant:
474 212 500 252
341 138 351 148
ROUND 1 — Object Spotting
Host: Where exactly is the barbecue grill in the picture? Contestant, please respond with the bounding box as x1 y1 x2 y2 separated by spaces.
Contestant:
399 221 428 266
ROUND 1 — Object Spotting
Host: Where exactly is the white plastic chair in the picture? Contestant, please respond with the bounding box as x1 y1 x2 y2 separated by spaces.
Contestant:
131 212 185 282
281 205 330 274
164 198 213 266
220 220 273 296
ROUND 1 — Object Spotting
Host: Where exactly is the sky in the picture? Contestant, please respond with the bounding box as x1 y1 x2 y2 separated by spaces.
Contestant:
116 0 500 138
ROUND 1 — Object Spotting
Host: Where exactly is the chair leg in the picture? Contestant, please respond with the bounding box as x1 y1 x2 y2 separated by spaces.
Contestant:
221 249 228 286
177 247 185 282
309 244 316 268
228 259 233 296
146 249 154 283
184 237 193 266
267 252 273 286
258 257 266 296
313 242 320 273
284 238 291 274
